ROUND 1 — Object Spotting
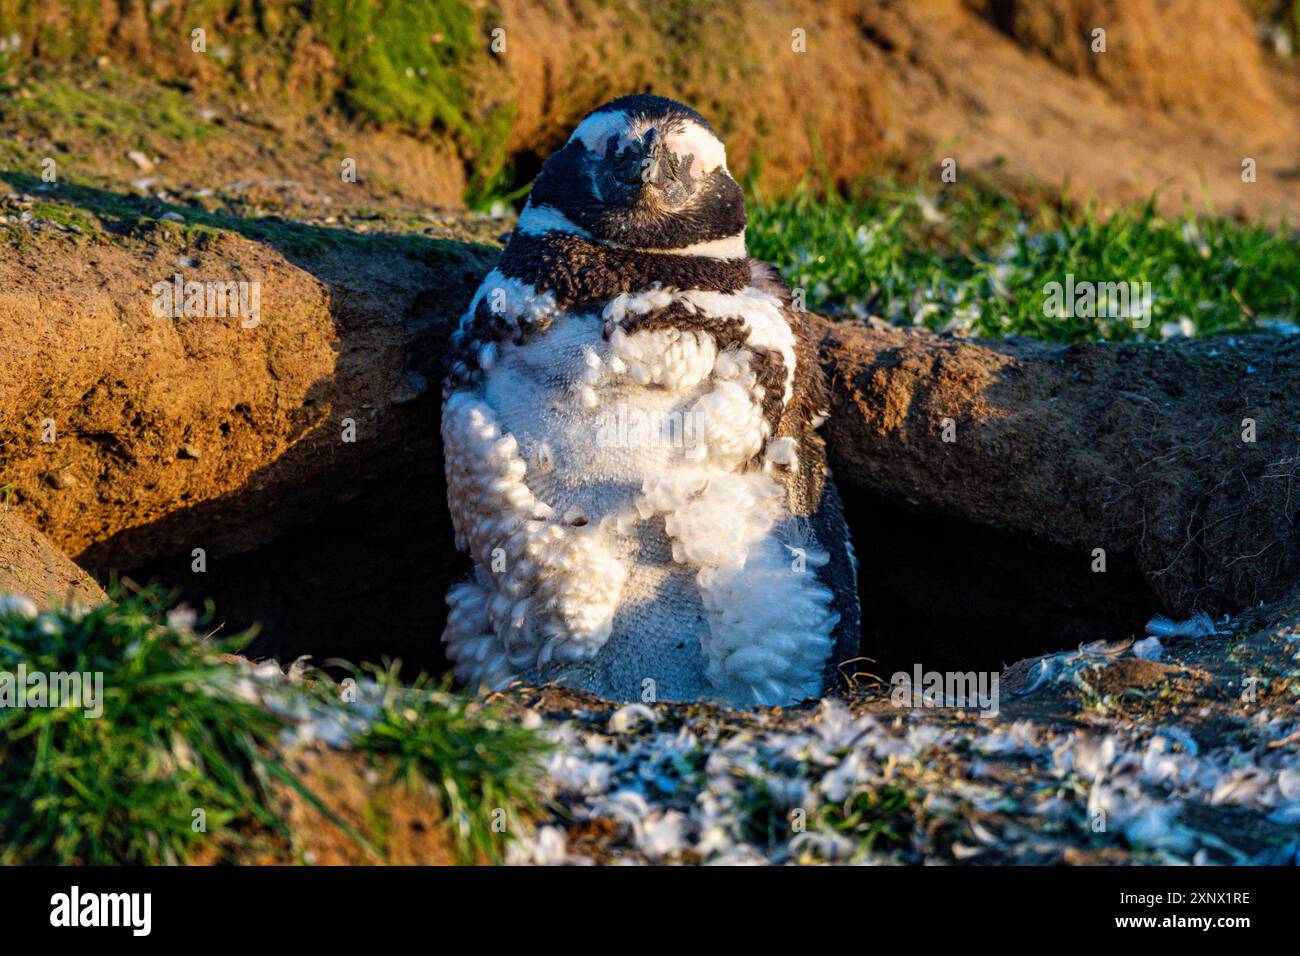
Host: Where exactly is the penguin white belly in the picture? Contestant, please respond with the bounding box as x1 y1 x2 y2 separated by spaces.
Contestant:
459 309 838 705
480 311 717 700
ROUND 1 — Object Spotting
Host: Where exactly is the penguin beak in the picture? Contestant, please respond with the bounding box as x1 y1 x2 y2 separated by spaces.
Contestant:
598 125 699 215
638 128 667 186
614 127 690 194
614 127 663 185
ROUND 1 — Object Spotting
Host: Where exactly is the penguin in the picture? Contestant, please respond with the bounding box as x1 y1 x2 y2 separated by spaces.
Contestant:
440 94 859 707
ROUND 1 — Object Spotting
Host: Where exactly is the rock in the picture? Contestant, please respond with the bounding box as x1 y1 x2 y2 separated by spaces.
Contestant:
125 150 154 172
45 471 76 490
0 594 37 620
390 370 429 405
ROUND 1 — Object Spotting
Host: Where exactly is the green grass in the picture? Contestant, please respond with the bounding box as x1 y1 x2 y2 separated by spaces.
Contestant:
312 0 513 193
7 73 218 145
350 665 551 864
748 184 1300 342
817 782 920 854
0 589 549 865
28 199 101 234
0 589 294 864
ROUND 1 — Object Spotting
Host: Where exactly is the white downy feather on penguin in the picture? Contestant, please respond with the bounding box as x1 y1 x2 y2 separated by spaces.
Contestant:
441 94 860 707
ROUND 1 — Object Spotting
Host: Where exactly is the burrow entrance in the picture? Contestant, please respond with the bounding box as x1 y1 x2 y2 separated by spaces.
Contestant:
122 478 1165 685
841 492 1163 679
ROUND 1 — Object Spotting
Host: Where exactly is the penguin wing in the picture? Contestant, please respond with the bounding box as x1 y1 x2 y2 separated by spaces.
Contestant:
746 258 832 518
746 259 861 691
810 475 863 693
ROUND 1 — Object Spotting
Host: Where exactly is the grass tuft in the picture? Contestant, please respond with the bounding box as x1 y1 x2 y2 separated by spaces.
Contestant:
350 665 550 864
0 588 288 864
9 72 217 145
0 591 552 865
817 783 919 854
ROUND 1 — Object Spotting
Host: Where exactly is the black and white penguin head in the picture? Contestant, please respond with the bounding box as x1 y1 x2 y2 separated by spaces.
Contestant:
520 94 747 256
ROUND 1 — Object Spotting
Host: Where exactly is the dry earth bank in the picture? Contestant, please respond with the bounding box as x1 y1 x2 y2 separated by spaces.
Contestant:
2 0 1296 216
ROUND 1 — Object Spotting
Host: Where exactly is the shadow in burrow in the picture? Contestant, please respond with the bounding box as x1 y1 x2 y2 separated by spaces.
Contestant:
841 491 1163 679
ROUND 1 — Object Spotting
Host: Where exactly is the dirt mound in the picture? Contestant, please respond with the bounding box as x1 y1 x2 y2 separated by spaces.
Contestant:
858 0 1299 219
0 509 105 609
821 321 1300 621
0 201 491 564
0 188 495 672
968 0 1283 136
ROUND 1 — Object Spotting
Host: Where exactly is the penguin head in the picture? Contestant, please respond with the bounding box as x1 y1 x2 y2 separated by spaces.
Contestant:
524 94 747 254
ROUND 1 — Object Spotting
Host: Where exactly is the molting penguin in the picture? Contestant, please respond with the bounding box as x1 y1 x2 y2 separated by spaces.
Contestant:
441 94 859 707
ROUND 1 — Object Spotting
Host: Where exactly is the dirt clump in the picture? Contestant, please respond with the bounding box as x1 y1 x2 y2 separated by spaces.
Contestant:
0 509 106 608
821 321 1300 620
274 748 462 865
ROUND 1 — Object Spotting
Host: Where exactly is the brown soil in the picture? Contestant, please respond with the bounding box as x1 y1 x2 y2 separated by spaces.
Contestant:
863 0 1300 220
0 508 106 608
487 0 891 195
273 748 462 866
967 0 1283 131
821 321 1300 619
0 197 493 671
184 746 465 865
